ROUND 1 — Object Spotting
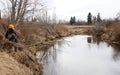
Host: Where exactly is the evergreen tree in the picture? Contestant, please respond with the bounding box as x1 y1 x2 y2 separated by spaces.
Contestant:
73 16 76 24
70 17 73 25
87 12 92 24
0 10 1 20
69 16 76 25
97 13 101 22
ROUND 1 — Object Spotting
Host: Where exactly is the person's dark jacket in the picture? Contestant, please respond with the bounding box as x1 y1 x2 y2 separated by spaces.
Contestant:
5 28 18 42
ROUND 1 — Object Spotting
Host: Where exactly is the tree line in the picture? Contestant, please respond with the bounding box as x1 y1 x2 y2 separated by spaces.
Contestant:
69 12 102 25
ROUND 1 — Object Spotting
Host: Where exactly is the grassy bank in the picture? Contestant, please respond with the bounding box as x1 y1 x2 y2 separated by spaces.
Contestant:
88 21 120 44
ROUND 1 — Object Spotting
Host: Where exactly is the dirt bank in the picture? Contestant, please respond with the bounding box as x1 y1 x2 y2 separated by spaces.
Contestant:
0 52 33 75
0 41 43 75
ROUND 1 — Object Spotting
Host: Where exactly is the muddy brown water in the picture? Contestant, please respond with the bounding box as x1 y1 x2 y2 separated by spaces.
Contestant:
36 35 120 75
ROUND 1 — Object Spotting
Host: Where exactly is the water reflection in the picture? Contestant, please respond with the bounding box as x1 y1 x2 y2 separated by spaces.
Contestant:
37 35 120 75
36 39 71 64
87 37 92 43
110 44 120 61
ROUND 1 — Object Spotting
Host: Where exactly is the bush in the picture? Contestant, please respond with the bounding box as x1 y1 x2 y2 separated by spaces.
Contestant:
109 22 120 42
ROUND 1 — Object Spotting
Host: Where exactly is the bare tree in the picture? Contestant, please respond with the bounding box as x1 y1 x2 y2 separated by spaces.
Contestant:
5 0 29 23
36 8 50 24
51 8 57 24
0 0 46 24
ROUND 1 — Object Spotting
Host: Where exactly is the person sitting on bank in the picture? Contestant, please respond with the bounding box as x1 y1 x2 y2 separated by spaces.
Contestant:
5 24 18 43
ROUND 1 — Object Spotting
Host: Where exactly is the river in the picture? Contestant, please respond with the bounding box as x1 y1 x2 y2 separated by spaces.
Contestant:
36 35 120 75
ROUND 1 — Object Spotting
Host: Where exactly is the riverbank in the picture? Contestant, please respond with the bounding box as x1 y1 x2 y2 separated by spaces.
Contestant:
88 22 120 44
0 23 93 75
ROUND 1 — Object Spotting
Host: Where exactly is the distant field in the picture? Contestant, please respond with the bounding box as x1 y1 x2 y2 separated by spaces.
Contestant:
61 25 95 34
64 25 95 29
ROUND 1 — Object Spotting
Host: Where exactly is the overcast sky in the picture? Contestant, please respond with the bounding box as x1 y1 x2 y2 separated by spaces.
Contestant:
49 0 120 21
0 0 120 21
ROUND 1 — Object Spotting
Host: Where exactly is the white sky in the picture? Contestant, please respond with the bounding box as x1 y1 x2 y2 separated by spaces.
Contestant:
0 0 120 21
48 0 120 21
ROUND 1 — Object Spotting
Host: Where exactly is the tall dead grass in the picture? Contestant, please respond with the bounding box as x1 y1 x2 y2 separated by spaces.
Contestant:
107 22 120 42
0 52 33 75
16 22 68 45
0 18 68 47
90 21 120 43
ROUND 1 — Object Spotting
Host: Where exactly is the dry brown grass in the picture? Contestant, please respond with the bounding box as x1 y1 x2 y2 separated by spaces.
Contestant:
107 22 120 41
17 22 42 44
16 22 69 45
89 21 120 42
0 52 33 75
